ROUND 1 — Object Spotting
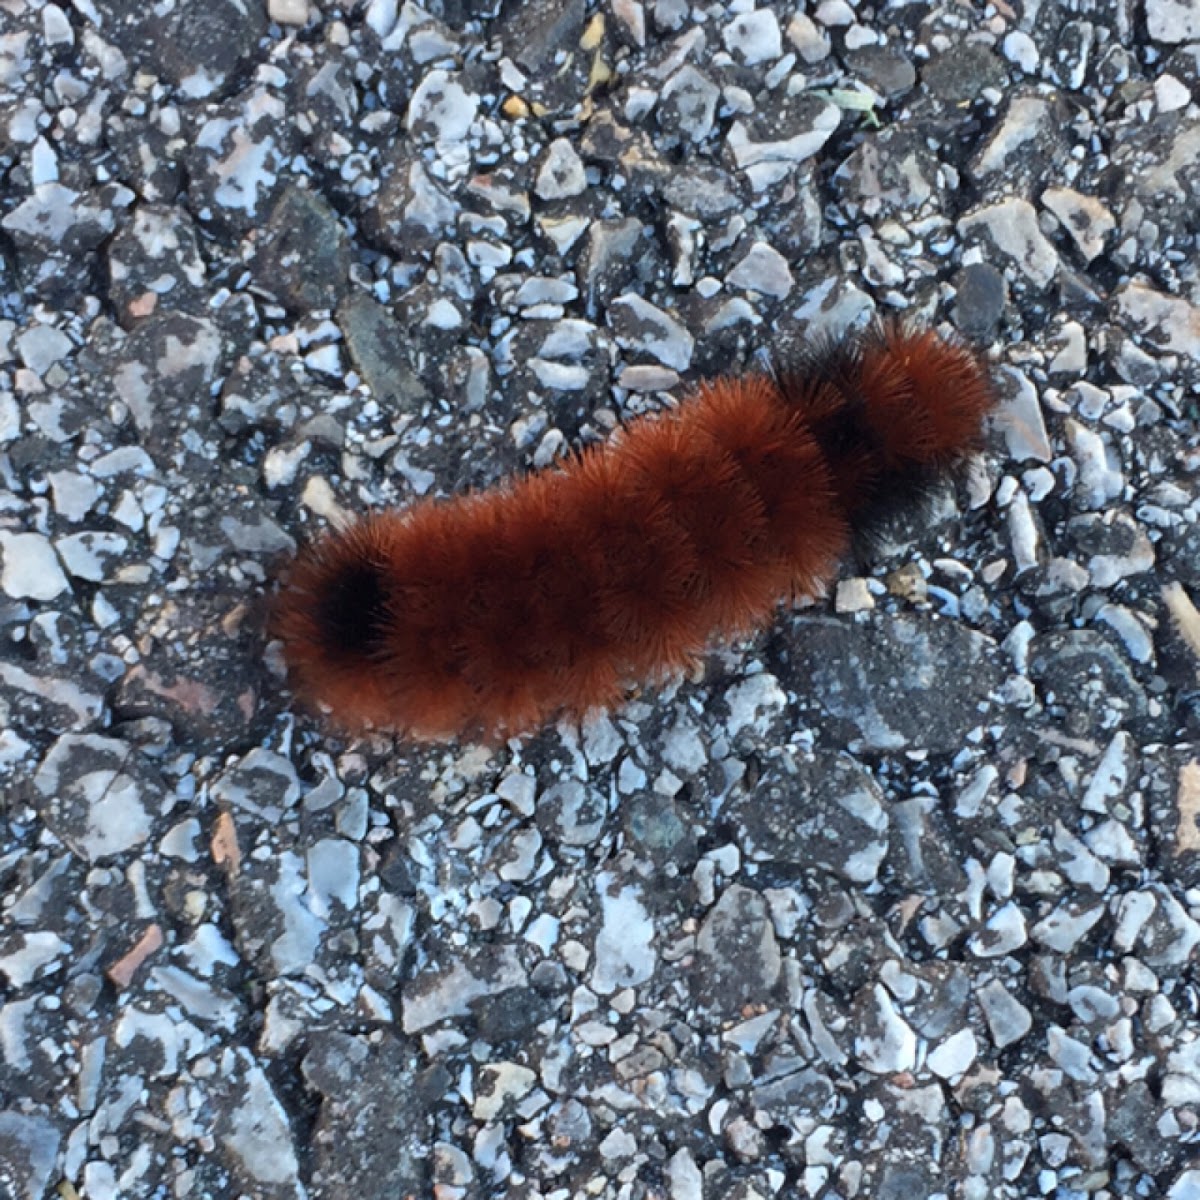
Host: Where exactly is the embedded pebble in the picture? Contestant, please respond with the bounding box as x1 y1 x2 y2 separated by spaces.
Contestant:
993 367 1052 462
1006 489 1040 574
1114 281 1200 359
696 884 781 1012
406 70 478 143
16 324 73 374
927 1028 978 1080
1066 419 1125 508
659 66 720 142
977 979 1033 1048
968 902 1028 958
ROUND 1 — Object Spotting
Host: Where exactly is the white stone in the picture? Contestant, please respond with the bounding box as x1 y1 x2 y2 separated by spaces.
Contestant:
610 293 694 371
723 8 782 64
959 198 1060 288
1042 187 1115 262
0 931 71 988
1095 603 1155 664
726 241 794 298
1066 419 1123 509
406 70 478 143
531 359 590 390
16 324 73 375
855 985 917 1073
1081 732 1133 813
222 1062 302 1186
1002 30 1039 72
473 1062 536 1121
1006 489 1039 575
723 672 786 736
927 1027 978 1080
667 1148 704 1200
968 901 1027 957
835 578 873 614
591 873 655 994
55 531 128 581
42 4 75 45
1146 0 1200 41
1155 73 1192 112
306 838 360 918
3 183 114 246
617 364 680 391
1170 1171 1200 1200
304 344 342 376
1031 902 1105 952
977 978 1032 1048
0 531 68 600
1114 281 1200 360
535 138 587 200
1052 821 1110 892
268 851 325 974
268 0 309 24
48 470 101 522
727 104 840 173
0 393 18 443
786 12 830 61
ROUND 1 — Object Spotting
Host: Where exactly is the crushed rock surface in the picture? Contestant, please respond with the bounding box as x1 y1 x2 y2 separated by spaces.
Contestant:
1 1 1200 1198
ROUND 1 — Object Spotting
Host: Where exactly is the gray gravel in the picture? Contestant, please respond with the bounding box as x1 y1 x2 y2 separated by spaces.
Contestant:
2 1 1200 1198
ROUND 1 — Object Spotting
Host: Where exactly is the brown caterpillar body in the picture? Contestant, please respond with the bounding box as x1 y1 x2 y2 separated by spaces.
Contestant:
274 323 997 741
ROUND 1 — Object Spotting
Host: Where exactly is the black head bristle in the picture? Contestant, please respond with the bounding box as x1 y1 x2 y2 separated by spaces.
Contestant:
316 558 392 660
770 322 984 561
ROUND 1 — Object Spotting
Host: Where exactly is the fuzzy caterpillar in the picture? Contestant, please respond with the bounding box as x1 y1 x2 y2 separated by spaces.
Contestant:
274 322 997 742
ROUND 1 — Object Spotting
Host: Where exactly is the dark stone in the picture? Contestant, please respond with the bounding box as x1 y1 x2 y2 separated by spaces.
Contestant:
92 0 266 98
774 614 1005 754
695 884 781 1013
113 589 271 753
1108 1081 1178 1173
254 187 351 314
106 205 209 328
725 750 889 885
471 985 555 1042
1028 631 1150 738
846 45 918 98
303 1027 428 1200
103 312 230 467
920 43 1008 102
622 794 698 865
337 292 433 415
497 0 587 73
953 262 1008 340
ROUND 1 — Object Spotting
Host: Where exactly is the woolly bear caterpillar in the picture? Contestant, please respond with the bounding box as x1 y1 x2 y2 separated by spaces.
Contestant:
274 322 997 742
